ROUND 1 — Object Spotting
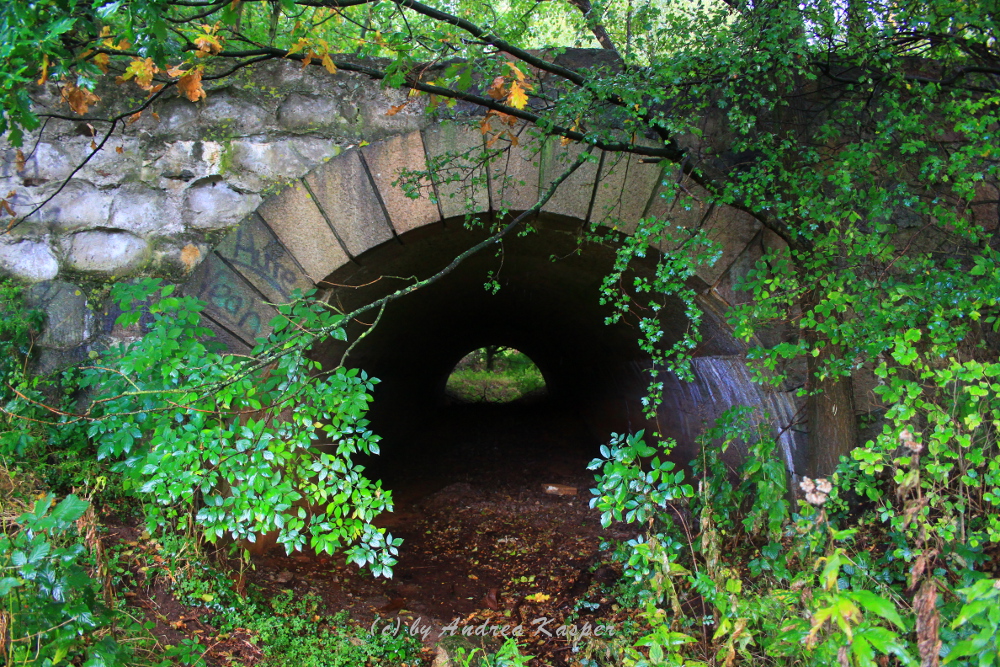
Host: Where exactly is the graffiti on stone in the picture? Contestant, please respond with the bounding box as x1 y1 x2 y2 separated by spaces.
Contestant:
190 253 276 343
215 216 313 304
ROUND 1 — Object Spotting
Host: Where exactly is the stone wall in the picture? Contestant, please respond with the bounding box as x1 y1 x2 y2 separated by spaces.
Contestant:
0 60 436 370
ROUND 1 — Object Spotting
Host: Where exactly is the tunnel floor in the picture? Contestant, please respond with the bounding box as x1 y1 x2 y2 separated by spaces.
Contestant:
246 400 634 665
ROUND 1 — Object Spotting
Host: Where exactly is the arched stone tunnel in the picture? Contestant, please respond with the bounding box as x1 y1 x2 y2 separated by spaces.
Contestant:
179 123 807 486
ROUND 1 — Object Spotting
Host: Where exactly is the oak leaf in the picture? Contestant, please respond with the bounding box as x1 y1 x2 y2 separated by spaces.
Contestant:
177 68 207 103
61 82 100 115
487 76 506 101
507 81 529 109
93 53 110 74
386 102 409 116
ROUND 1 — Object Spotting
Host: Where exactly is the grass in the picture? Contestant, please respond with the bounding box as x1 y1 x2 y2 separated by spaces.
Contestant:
445 347 546 403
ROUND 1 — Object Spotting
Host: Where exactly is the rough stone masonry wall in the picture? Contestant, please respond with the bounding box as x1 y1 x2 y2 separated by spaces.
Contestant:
0 60 435 372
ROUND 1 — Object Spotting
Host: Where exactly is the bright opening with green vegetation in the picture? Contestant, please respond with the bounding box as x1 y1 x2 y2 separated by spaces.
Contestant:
445 346 547 403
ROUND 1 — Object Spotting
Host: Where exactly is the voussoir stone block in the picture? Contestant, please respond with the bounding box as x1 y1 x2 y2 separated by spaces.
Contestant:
187 253 278 345
361 132 440 235
65 230 149 275
421 123 489 220
0 240 59 282
215 215 314 304
695 207 762 286
303 150 394 257
489 124 541 213
539 139 600 221
592 151 663 232
257 182 350 283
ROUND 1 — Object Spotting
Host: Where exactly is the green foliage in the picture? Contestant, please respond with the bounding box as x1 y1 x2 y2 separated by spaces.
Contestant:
0 494 127 666
217 592 422 667
445 347 546 403
80 279 399 576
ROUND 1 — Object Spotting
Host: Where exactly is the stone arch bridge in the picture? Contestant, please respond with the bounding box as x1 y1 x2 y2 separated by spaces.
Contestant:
0 59 821 475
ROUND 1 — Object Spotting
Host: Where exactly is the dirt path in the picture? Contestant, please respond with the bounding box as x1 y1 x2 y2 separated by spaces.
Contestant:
248 401 634 665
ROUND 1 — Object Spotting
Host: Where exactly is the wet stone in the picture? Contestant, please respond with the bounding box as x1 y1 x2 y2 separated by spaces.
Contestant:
215 216 314 304
26 281 93 350
185 253 279 346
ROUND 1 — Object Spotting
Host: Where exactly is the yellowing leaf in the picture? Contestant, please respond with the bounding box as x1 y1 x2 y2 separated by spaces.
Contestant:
507 81 529 109
525 592 550 603
93 53 110 74
177 68 207 102
321 54 337 74
507 61 526 82
121 57 159 91
37 54 49 86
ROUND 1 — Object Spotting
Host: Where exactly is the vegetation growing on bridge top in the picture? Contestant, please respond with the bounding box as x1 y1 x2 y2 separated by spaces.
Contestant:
0 0 1000 665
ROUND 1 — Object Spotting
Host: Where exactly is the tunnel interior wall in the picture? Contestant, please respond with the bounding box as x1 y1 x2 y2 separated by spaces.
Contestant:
311 214 806 472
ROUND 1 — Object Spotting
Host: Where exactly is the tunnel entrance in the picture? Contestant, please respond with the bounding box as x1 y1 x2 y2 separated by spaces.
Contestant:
248 214 777 663
444 346 547 404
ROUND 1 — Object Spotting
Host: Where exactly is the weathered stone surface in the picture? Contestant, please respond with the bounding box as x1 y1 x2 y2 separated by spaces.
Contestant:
8 143 76 184
277 93 347 133
228 139 338 182
539 140 600 221
304 150 394 256
25 281 92 350
215 215 314 303
489 124 541 212
184 177 262 229
199 90 269 136
257 182 350 282
186 253 278 345
65 231 148 274
0 240 59 282
592 151 663 230
421 124 489 220
696 207 762 285
108 184 180 236
40 180 112 232
361 133 440 235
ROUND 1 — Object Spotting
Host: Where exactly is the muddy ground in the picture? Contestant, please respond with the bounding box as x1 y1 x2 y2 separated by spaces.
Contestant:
108 400 642 666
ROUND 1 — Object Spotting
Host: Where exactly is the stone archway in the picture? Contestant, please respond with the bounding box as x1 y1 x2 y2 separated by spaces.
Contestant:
179 122 805 473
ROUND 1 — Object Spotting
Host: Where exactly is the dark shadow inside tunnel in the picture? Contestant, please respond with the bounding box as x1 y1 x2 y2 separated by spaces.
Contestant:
309 213 757 500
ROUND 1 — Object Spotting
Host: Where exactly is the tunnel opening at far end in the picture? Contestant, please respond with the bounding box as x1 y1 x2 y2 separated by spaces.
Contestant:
444 346 548 405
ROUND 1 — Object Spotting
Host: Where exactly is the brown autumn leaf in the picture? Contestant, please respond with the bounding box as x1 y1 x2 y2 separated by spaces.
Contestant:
487 76 506 101
90 140 98 150
61 82 100 115
152 112 160 121
914 579 941 667
177 69 207 103
15 150 25 173
506 131 519 147
483 587 499 610
127 111 142 125
0 199 15 217
386 102 409 116
115 146 124 154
